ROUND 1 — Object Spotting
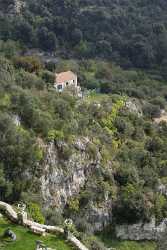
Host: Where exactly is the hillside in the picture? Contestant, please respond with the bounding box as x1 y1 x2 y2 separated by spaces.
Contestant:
0 216 156 250
1 1 167 250
1 0 167 71
0 52 167 248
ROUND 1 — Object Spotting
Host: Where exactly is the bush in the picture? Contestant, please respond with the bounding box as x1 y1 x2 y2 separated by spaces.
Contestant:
143 103 161 118
67 197 80 213
75 218 94 234
13 56 43 73
154 194 167 222
16 70 45 90
82 235 106 250
0 57 15 84
114 184 152 223
27 202 45 224
86 143 98 160
43 208 64 226
40 70 55 84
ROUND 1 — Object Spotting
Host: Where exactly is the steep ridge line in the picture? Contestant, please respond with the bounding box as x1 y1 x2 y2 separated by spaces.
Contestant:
0 201 89 250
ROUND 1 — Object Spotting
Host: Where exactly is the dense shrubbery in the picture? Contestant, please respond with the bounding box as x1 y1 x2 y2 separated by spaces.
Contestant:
0 43 167 234
1 0 167 71
1 2 167 249
27 202 45 224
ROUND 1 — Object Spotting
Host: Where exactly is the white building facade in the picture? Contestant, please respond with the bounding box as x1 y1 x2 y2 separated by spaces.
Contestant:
54 71 78 92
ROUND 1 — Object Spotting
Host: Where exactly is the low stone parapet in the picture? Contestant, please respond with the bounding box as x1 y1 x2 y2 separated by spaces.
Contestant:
0 201 89 250
30 225 46 236
0 201 18 222
69 235 89 250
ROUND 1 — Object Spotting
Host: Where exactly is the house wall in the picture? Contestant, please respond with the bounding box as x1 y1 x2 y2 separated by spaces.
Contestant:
54 76 77 92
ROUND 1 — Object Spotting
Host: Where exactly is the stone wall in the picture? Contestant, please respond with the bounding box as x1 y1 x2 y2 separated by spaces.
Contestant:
116 218 167 241
0 201 18 222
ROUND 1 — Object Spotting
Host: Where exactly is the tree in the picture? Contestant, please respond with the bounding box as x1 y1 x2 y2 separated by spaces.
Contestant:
0 57 15 85
114 184 152 223
37 27 57 51
13 56 43 73
14 20 33 44
128 35 155 68
0 112 42 201
71 28 83 46
96 40 112 58
0 165 13 201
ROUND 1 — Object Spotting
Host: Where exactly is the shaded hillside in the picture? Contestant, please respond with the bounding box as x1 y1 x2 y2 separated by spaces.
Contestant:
0 0 167 70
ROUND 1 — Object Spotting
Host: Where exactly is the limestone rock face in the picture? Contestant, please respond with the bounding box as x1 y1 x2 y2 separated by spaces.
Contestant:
0 0 25 15
157 183 167 197
116 218 167 241
37 138 114 231
125 99 143 117
84 200 112 232
40 139 101 209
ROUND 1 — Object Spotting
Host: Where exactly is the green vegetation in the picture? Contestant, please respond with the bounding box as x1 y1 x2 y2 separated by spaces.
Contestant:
100 238 156 250
0 217 73 250
1 1 167 248
1 0 167 72
97 231 157 250
27 202 45 224
1 54 167 228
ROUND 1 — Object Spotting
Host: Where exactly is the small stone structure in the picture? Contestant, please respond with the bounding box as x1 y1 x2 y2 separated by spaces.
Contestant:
17 203 28 225
36 240 47 250
4 228 16 241
36 240 55 250
31 225 46 236
64 219 73 239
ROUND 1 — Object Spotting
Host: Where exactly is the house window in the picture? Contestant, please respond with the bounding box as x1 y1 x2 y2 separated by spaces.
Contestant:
58 84 62 90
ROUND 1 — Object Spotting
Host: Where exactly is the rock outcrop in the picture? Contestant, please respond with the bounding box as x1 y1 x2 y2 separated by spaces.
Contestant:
81 200 112 232
37 138 113 232
116 218 167 241
125 98 143 117
40 138 101 209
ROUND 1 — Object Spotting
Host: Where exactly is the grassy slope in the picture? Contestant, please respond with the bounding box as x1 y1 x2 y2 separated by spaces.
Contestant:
0 217 73 250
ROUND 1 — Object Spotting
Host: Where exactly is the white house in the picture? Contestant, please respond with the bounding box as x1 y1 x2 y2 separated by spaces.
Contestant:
54 71 78 92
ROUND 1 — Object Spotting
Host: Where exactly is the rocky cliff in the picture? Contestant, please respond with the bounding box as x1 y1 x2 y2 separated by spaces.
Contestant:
116 218 167 241
40 138 99 208
38 137 112 232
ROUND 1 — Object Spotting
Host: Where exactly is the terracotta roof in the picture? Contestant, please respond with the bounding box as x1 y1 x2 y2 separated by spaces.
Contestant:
55 71 76 83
